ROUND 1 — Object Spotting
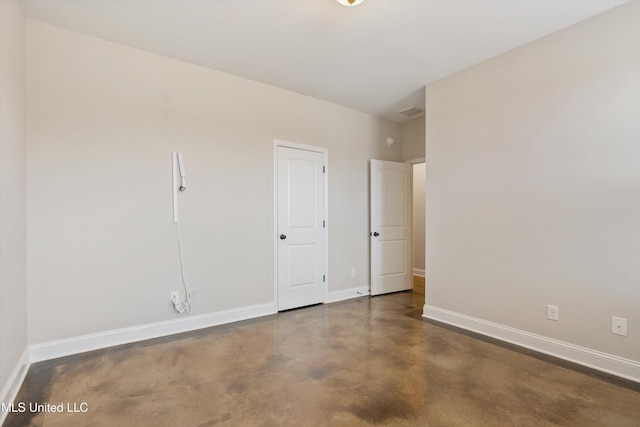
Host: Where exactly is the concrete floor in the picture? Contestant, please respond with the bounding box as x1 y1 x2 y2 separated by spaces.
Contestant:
4 284 640 427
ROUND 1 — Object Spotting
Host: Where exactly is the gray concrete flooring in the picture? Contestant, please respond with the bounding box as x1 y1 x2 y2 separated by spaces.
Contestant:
5 284 640 426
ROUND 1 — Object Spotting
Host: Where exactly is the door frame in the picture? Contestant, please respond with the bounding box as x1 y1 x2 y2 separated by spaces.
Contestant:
273 139 329 310
406 157 426 305
406 157 425 274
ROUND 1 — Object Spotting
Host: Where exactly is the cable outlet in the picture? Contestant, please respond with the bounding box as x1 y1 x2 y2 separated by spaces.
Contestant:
612 316 627 336
547 305 559 321
170 291 179 303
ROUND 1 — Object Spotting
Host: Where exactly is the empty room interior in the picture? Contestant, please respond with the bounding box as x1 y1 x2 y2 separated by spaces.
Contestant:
1 0 639 425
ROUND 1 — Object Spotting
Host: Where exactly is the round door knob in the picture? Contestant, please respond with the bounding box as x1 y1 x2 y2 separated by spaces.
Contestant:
280 234 287 240
373 232 380 237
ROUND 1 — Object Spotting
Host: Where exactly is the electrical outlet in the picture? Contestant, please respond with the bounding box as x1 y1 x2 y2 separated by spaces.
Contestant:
612 316 627 336
170 291 179 303
351 268 356 278
547 305 559 321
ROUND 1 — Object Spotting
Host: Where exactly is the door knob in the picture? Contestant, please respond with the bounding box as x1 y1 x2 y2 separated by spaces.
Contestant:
280 234 287 240
373 232 379 237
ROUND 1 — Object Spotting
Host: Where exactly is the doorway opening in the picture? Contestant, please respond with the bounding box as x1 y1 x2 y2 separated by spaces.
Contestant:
411 161 426 297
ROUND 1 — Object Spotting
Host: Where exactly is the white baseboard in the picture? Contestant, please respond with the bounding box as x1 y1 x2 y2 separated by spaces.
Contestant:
30 302 277 363
0 347 30 425
412 268 425 277
423 304 640 384
326 286 370 303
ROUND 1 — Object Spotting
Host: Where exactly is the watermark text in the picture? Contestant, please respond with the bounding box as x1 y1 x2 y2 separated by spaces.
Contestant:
1 401 88 414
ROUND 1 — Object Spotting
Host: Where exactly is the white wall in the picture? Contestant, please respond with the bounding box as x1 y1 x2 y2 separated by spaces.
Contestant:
424 2 640 363
25 20 400 345
400 116 425 161
0 0 28 408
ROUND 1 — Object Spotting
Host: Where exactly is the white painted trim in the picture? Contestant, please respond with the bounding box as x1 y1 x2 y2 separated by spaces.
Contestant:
30 302 276 363
0 348 30 425
405 157 426 164
272 143 279 312
423 305 640 384
412 268 425 277
274 139 326 154
326 286 370 303
273 139 329 311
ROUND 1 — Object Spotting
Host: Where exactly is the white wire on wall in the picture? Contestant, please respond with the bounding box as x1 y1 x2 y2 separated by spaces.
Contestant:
171 152 194 314
173 221 193 314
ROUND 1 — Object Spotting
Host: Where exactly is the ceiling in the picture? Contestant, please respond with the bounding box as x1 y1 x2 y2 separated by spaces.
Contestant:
20 0 627 123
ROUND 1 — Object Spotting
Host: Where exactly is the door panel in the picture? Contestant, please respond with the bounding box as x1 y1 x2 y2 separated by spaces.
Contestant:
370 160 412 296
378 240 406 276
288 244 316 287
288 158 317 228
380 169 405 226
277 146 325 310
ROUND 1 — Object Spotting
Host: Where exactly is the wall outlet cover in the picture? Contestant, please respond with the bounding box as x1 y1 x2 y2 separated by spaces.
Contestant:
612 316 628 336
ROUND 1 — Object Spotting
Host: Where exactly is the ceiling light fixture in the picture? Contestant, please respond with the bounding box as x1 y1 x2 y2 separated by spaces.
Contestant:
336 0 365 6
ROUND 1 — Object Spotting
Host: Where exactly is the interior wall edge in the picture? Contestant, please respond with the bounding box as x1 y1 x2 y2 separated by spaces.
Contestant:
29 302 277 363
28 287 375 365
423 304 640 384
0 348 30 425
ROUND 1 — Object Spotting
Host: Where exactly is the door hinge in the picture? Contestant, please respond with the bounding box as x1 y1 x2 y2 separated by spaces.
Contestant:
323 275 326 282
323 220 326 228
323 165 326 173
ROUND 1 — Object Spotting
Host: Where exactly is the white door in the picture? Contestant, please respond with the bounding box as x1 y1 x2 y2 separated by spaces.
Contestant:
277 145 326 310
370 160 412 296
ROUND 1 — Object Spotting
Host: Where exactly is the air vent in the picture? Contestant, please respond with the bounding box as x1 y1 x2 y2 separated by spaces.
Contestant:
397 107 424 117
